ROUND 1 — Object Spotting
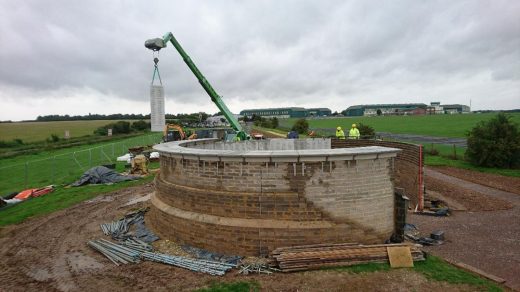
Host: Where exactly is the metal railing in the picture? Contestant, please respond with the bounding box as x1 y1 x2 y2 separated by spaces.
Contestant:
0 134 162 195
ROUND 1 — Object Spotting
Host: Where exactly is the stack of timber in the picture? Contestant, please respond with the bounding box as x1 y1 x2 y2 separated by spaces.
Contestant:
271 243 424 272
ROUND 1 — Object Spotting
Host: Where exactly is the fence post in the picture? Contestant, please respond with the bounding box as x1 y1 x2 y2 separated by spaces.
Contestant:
453 144 457 159
51 156 56 184
24 162 28 189
112 143 115 157
89 149 92 167
418 145 424 212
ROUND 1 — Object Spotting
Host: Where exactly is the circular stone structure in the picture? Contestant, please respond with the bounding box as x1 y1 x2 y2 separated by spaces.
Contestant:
150 138 401 256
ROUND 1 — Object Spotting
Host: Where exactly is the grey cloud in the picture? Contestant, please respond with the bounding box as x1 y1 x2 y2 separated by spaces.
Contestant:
0 0 519 118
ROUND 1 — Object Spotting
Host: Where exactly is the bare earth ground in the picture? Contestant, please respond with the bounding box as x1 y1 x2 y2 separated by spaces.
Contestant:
0 184 478 292
411 168 520 291
431 166 520 195
425 171 513 211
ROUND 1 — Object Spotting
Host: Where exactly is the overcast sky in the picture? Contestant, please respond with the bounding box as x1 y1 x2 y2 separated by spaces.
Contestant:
0 0 519 121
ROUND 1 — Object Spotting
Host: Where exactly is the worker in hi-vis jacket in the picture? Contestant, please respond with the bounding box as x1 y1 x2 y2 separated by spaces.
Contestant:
336 126 345 139
349 124 360 139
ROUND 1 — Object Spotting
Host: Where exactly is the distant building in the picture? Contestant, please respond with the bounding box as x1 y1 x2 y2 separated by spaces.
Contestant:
344 102 470 116
442 104 471 114
307 108 332 117
343 103 427 117
427 102 471 114
427 102 443 114
240 107 331 119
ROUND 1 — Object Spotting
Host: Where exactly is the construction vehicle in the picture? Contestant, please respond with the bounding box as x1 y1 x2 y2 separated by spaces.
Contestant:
145 32 249 141
163 123 186 142
163 123 198 142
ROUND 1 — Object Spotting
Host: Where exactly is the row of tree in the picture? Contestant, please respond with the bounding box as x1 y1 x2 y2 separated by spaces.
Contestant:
93 120 150 136
466 113 519 168
250 115 279 129
35 112 211 122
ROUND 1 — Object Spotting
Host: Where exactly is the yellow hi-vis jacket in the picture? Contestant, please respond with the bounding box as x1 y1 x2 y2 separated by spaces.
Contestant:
349 128 360 139
336 129 345 139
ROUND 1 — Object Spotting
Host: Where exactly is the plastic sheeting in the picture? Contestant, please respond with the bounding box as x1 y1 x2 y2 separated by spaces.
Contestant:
181 245 242 265
103 209 159 243
3 198 22 205
117 153 131 162
71 166 138 187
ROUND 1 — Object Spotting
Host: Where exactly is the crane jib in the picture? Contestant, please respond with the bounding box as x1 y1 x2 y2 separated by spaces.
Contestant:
144 32 248 140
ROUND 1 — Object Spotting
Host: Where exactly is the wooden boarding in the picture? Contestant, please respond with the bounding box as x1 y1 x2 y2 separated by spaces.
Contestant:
271 243 424 272
387 246 414 268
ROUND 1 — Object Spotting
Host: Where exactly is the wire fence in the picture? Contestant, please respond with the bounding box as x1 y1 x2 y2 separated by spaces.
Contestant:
0 134 162 195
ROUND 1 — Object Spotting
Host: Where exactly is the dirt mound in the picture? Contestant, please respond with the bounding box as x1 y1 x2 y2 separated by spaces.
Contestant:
432 166 520 195
0 183 478 292
426 175 513 211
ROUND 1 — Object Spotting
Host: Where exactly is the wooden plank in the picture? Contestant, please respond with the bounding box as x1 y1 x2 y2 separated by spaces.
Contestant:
272 243 416 254
443 259 506 284
271 243 424 272
387 246 414 268
272 242 359 252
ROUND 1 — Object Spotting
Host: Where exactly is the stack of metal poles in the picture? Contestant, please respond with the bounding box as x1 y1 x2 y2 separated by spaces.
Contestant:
239 262 280 275
87 239 141 265
142 251 236 276
100 219 129 236
122 238 154 253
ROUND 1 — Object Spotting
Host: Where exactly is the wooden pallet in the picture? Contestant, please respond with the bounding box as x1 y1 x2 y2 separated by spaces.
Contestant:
271 243 424 272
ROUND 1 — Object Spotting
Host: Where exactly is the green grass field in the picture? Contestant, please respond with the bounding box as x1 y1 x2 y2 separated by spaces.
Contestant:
0 174 155 226
0 133 162 195
0 120 141 143
279 113 520 138
278 113 520 176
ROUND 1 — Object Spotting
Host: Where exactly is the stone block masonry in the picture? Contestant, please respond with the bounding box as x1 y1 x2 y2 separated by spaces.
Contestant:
151 138 401 256
332 139 423 208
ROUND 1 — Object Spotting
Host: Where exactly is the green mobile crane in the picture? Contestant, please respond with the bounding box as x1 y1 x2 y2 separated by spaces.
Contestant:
145 32 249 141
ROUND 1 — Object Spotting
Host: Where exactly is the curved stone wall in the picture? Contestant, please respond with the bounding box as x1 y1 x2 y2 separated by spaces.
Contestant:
331 139 423 208
150 138 401 256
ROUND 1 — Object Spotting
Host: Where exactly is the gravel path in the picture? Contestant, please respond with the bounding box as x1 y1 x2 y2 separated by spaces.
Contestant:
307 129 468 147
431 166 520 195
377 132 467 147
411 168 520 290
425 168 520 204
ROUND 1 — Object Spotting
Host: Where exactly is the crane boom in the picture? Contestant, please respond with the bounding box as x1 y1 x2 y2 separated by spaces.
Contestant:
145 32 248 140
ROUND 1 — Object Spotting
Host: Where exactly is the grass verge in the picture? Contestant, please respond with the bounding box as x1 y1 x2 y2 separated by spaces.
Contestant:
0 132 149 159
322 262 391 273
251 126 290 137
0 133 161 195
0 174 155 227
415 255 502 292
194 281 260 292
425 155 520 177
325 255 502 291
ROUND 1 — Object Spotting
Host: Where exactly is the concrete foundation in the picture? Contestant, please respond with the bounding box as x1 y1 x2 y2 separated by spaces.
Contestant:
151 138 401 256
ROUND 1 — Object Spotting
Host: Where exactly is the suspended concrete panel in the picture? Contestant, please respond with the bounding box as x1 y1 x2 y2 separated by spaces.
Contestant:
150 85 165 132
